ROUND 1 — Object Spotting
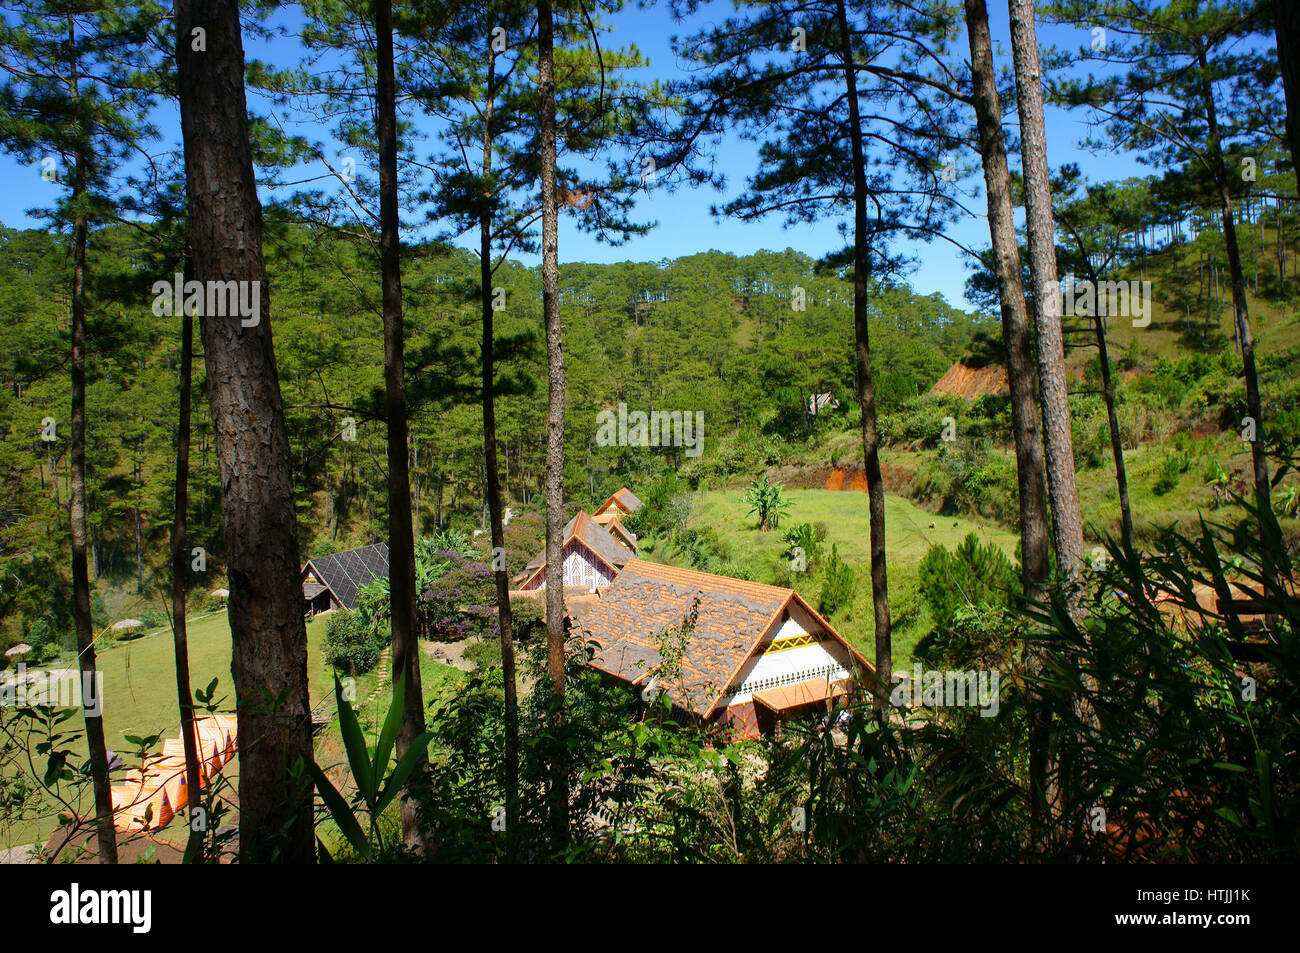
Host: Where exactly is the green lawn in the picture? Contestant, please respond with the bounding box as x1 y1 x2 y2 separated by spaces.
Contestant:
89 612 334 744
688 488 1017 567
1 611 333 851
647 488 1018 665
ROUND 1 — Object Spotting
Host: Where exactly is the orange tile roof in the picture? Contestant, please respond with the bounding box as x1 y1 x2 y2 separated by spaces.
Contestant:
604 516 638 551
520 510 633 582
570 559 867 716
594 487 643 517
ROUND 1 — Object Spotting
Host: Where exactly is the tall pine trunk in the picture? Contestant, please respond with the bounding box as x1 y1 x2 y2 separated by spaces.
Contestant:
834 0 890 703
963 0 1050 599
66 15 116 864
374 0 428 855
1008 0 1085 606
478 52 520 863
170 252 205 861
538 0 569 849
1093 308 1134 552
175 0 314 863
964 0 1056 842
1197 45 1269 513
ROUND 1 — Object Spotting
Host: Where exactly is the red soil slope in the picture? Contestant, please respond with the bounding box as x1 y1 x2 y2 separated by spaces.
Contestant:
929 360 1009 399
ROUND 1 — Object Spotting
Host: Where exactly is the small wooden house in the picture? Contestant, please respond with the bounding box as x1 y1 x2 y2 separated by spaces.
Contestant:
570 560 872 739
302 542 389 615
592 487 643 527
515 511 635 593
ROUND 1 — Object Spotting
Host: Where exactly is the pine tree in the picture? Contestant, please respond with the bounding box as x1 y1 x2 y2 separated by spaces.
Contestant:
175 0 314 863
1008 0 1085 607
0 0 162 863
963 0 1058 842
1054 0 1281 513
962 0 1052 602
370 0 429 855
660 0 970 702
1275 1 1300 195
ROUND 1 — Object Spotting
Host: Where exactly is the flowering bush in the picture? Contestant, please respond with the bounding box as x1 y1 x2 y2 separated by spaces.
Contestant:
420 550 498 642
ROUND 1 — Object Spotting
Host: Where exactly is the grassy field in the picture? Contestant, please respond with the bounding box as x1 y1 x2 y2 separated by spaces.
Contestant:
1 612 334 851
645 488 1018 664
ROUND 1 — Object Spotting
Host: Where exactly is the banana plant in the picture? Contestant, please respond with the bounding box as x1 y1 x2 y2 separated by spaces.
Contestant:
310 675 432 862
1205 462 1232 509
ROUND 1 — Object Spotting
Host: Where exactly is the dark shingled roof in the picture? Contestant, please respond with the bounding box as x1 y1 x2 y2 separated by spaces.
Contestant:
571 560 795 714
521 511 634 579
302 542 389 610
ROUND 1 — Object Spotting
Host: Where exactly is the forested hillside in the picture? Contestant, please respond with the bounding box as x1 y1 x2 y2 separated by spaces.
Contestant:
1 0 1297 877
0 229 985 645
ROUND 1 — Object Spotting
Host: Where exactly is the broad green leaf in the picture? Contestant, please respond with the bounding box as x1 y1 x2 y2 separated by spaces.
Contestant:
371 676 405 788
375 731 433 816
308 759 370 861
334 675 374 805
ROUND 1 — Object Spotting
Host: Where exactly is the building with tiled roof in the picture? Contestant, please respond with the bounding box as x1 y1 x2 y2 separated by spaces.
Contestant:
516 511 635 593
301 542 389 615
569 559 873 739
592 487 643 527
604 516 638 552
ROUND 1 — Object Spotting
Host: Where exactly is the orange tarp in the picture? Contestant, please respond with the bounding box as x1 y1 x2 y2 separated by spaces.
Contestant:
752 678 850 712
109 714 237 831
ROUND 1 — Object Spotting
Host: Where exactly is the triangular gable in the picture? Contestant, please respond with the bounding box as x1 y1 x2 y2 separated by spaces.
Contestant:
701 590 874 717
302 560 346 608
594 487 642 518
521 535 621 591
520 510 630 580
604 516 638 552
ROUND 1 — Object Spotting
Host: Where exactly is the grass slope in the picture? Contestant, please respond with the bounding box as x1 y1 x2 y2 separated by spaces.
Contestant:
645 488 1017 665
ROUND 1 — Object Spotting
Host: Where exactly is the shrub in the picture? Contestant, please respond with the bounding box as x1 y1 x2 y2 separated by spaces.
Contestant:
356 577 391 639
138 608 169 630
783 522 822 570
200 592 228 613
819 544 855 616
914 603 1021 672
924 445 1019 523
463 638 503 670
621 470 691 540
508 598 544 638
714 561 754 581
26 618 56 652
323 611 384 675
498 512 545 578
421 551 497 642
917 533 1019 635
1152 453 1182 496
742 475 792 531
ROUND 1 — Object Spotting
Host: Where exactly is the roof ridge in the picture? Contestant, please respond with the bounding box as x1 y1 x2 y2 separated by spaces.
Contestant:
622 558 793 600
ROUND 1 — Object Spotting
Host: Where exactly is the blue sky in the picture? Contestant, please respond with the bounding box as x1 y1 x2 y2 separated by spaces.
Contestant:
0 1 1150 311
